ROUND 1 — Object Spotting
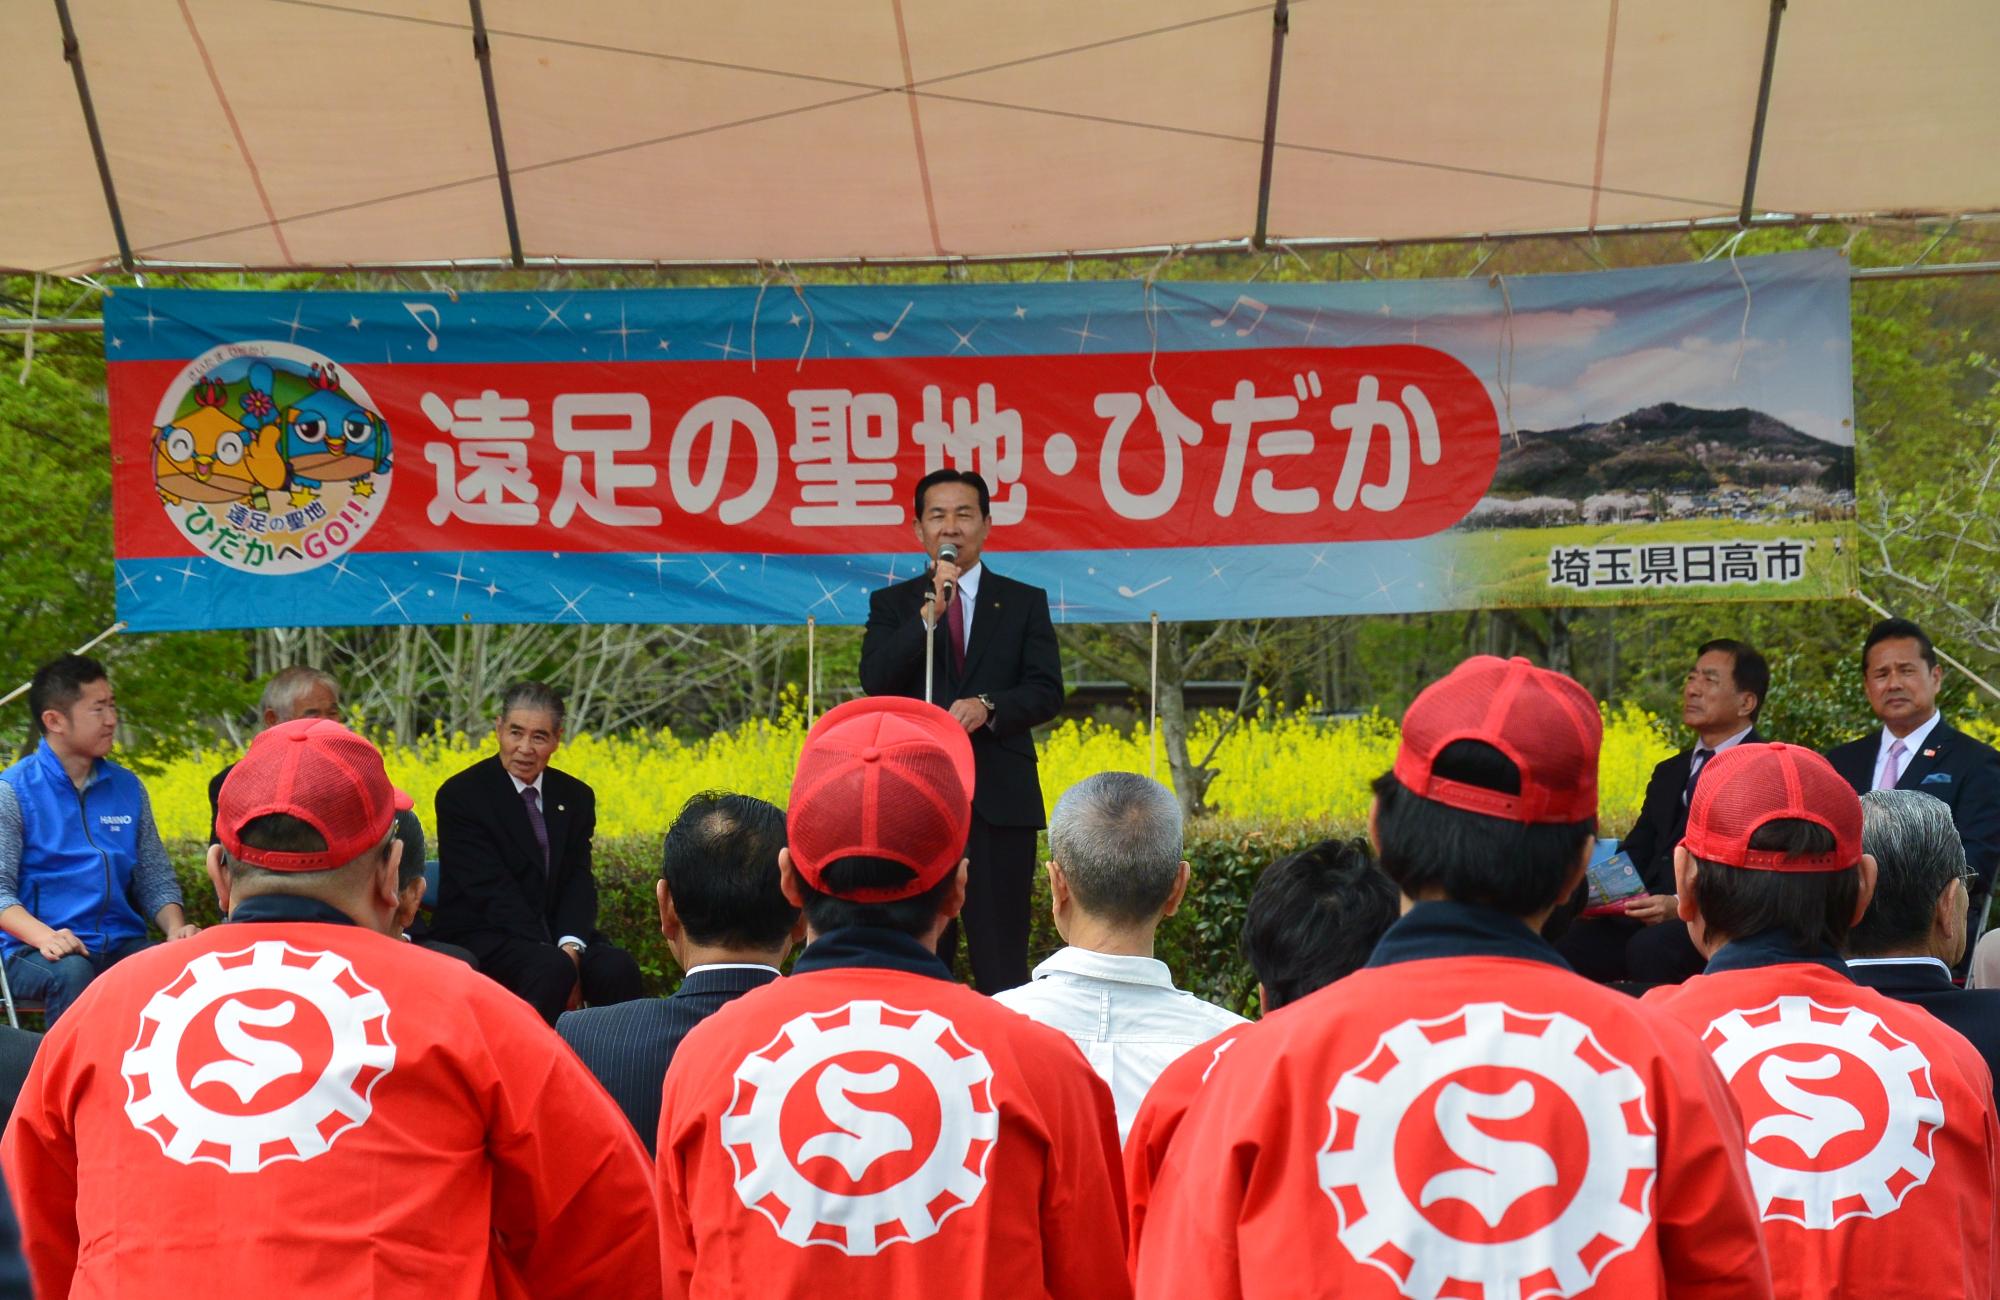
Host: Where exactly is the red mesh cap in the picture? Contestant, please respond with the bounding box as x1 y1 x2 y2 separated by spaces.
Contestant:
217 718 414 873
1681 742 1863 873
1392 656 1602 824
788 697 975 902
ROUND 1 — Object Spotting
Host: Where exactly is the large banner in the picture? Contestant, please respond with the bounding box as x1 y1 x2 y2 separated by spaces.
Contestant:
106 252 1854 630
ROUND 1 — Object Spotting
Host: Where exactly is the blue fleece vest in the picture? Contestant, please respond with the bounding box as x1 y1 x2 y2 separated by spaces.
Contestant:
1 741 149 956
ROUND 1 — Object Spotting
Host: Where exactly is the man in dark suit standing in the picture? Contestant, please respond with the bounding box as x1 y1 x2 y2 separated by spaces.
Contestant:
860 468 1064 993
558 791 800 1152
431 681 643 1022
1848 788 2000 1093
1826 618 2000 903
1557 638 1768 985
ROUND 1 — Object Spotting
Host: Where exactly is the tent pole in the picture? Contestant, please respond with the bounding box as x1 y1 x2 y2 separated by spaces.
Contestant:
1738 0 1788 226
0 621 127 711
467 0 526 268
52 0 134 272
1251 0 1291 251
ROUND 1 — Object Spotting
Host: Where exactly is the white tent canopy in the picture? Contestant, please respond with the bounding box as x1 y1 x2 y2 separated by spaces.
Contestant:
5 0 1998 275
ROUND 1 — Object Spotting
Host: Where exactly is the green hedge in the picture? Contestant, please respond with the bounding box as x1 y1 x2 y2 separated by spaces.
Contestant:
168 820 1355 1011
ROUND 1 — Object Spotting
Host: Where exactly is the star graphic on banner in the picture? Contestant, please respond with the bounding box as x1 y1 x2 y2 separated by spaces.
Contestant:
1048 580 1088 623
532 295 574 335
552 584 592 623
109 337 123 349
270 301 318 344
1366 563 1405 605
173 560 206 593
656 337 672 351
137 304 163 338
347 315 363 330
1203 556 1231 583
787 311 803 327
644 553 685 587
696 557 730 591
436 554 475 602
948 323 981 355
115 565 140 597
703 325 745 361
373 580 416 622
1306 546 1331 573
596 303 639 360
1061 312 1099 353
1012 305 1028 320
809 576 849 616
483 580 502 599
1302 308 1325 346
328 555 357 586
866 555 902 588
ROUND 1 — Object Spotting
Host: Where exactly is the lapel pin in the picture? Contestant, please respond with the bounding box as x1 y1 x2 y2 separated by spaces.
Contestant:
557 804 566 813
1922 750 1937 759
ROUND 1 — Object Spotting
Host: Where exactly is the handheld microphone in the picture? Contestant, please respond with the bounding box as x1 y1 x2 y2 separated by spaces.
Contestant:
936 542 959 602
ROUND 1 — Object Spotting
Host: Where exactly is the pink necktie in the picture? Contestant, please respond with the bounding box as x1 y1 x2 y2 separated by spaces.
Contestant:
1878 739 1908 791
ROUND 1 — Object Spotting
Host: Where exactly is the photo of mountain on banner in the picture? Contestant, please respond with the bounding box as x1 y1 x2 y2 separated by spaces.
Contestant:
1459 399 1855 606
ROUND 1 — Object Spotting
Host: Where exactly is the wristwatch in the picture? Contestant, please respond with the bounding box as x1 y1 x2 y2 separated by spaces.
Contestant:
976 693 996 719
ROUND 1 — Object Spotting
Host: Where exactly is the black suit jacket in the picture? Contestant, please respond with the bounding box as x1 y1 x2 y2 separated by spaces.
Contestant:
1622 729 1765 894
430 754 599 946
1826 720 2000 889
556 965 779 1153
1848 959 2000 1096
859 566 1064 828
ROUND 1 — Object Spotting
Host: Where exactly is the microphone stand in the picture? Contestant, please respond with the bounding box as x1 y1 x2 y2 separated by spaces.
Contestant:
921 589 939 706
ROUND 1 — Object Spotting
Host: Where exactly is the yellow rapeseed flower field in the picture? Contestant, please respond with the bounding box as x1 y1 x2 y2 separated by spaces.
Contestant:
148 699 1677 844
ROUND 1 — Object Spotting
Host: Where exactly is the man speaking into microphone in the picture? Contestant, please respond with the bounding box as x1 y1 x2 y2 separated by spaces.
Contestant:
861 468 1064 993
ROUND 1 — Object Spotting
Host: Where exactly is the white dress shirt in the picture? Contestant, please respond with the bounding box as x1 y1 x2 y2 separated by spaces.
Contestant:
953 561 982 648
1875 710 1944 790
993 945 1246 1142
506 768 584 953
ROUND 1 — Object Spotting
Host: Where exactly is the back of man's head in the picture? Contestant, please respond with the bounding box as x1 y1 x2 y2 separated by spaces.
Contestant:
27 654 107 737
1372 656 1601 916
1048 772 1183 926
785 698 975 939
1850 789 1967 957
1244 838 1399 1010
216 719 414 922
1681 742 1866 951
663 791 797 948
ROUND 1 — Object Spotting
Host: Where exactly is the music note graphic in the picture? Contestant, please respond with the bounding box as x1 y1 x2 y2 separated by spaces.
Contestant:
402 301 442 352
1209 295 1268 337
872 302 913 343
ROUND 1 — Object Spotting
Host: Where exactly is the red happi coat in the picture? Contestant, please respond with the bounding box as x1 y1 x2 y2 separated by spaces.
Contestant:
1124 1021 1255 1272
1 901 662 1300
1136 902 1773 1300
655 931 1130 1300
1648 948 2000 1300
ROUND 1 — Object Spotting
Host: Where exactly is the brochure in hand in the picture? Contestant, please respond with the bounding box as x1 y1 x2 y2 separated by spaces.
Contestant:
1582 847 1649 917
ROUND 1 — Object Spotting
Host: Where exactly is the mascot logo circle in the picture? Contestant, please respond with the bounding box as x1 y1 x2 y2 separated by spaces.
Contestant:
1318 1002 1657 1300
121 941 397 1173
721 999 999 1256
1703 995 1941 1229
150 341 392 574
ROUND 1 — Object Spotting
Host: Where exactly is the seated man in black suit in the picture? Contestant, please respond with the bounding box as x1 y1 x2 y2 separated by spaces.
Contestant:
1847 788 2000 1092
1556 638 1767 985
558 791 800 1152
1826 618 2000 909
430 681 643 1023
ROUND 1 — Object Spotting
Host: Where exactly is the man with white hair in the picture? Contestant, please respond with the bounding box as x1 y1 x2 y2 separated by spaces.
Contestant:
994 771 1245 1139
206 665 342 843
1847 788 2000 1090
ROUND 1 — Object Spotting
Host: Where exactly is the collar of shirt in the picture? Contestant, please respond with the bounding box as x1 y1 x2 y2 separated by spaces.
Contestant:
1702 724 1756 756
1705 928 1849 976
1029 945 1177 990
226 894 361 927
684 962 782 977
1845 955 1956 981
506 769 544 798
34 738 106 791
1877 711 1944 769
793 927 955 981
1364 900 1570 971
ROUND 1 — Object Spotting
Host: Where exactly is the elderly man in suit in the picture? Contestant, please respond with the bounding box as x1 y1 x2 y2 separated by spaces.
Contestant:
860 468 1064 993
431 681 643 1022
1557 638 1768 985
1826 618 2000 905
558 791 800 1152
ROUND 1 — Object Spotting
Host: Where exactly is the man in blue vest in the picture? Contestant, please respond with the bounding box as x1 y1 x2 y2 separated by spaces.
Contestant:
0 655 198 1024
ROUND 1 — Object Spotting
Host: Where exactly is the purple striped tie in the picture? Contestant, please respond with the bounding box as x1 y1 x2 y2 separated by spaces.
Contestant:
522 785 550 868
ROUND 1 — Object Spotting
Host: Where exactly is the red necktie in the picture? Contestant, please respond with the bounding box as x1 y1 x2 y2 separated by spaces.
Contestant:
946 593 967 677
